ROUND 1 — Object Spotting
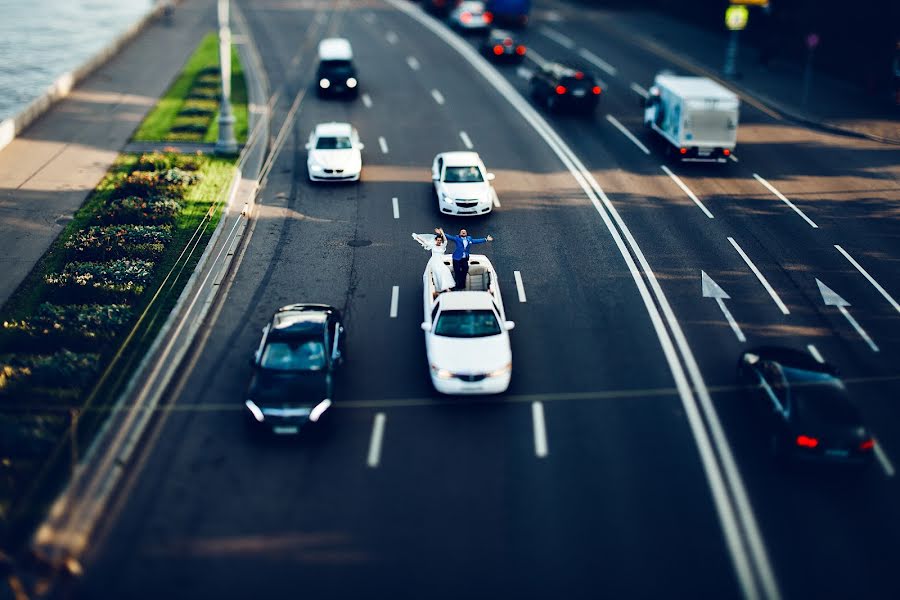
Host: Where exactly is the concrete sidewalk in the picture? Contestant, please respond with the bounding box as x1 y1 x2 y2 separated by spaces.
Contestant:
0 0 217 309
564 3 900 144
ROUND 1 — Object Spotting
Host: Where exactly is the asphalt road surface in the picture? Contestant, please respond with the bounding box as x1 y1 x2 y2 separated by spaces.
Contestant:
71 0 900 598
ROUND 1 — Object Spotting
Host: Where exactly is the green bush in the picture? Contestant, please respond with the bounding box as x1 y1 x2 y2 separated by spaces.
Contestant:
97 195 181 225
132 151 201 173
113 171 178 200
186 88 219 101
0 350 101 393
65 225 172 259
3 303 132 343
45 259 155 295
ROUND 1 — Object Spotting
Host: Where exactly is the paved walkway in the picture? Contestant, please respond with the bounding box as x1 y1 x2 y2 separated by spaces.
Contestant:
0 0 217 309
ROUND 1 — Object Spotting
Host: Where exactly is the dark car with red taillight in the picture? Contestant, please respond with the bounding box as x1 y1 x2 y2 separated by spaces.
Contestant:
737 346 876 467
529 62 604 114
480 29 526 63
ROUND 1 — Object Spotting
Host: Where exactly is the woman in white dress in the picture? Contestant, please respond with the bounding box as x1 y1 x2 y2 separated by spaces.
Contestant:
412 230 456 293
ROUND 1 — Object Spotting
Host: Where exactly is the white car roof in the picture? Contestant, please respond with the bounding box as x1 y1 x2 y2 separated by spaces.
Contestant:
313 122 353 137
318 38 353 61
457 1 486 10
437 290 496 310
438 151 483 167
655 75 738 102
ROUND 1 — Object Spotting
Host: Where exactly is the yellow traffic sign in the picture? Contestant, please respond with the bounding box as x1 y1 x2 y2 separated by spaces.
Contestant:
725 5 749 31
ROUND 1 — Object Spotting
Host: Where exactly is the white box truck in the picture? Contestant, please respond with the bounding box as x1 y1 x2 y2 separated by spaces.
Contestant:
643 73 739 162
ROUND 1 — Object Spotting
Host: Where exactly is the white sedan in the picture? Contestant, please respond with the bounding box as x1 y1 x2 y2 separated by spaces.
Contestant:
421 254 514 394
305 122 364 182
431 151 496 216
449 1 493 32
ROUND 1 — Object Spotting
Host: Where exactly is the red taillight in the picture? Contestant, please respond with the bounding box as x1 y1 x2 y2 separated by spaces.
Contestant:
503 38 513 47
796 435 819 448
555 85 567 95
592 85 601 95
679 147 688 155
493 45 503 55
515 45 526 56
723 148 731 156
461 11 472 23
483 11 493 23
575 71 584 80
860 439 875 451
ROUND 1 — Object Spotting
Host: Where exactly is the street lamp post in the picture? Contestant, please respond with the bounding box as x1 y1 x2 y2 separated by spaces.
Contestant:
215 0 238 154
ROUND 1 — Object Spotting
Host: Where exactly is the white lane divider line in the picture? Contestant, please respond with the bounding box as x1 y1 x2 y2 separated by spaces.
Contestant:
386 31 398 45
431 89 445 105
539 25 575 49
874 440 896 478
524 47 548 68
630 82 649 98
753 173 818 229
392 197 399 219
367 413 386 468
728 237 791 315
362 93 373 108
531 402 548 458
606 114 650 155
806 344 825 364
835 245 900 314
729 154 739 163
514 270 527 302
378 136 389 154
406 56 420 70
459 130 473 149
577 48 617 77
661 166 714 219
491 188 501 208
389 285 399 318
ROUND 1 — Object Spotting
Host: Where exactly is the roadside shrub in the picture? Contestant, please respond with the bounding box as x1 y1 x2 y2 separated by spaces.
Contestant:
186 88 219 101
160 168 200 187
65 225 172 259
0 350 101 393
113 171 178 199
3 303 132 342
133 152 201 173
45 259 155 295
97 195 181 225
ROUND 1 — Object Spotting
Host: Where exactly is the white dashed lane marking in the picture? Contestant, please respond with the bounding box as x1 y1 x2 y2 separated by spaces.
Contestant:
431 89 445 105
379 136 389 154
459 131 473 149
606 114 650 155
367 413 386 468
390 285 399 317
392 197 399 219
514 270 527 303
362 93 373 108
532 402 549 458
406 56 420 70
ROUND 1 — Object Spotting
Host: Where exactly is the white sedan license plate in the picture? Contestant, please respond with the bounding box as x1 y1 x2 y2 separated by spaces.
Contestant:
573 89 586 97
273 426 299 435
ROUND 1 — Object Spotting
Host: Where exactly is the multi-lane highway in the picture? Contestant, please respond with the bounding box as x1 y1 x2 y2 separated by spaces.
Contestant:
71 0 900 598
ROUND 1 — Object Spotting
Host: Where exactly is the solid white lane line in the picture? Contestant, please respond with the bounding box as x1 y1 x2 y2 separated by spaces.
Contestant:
807 344 825 364
874 440 896 478
606 114 650 155
630 82 649 98
378 136 389 154
838 305 879 352
728 237 790 315
367 413 386 468
577 48 617 77
835 245 900 313
431 89 445 105
539 25 575 49
392 197 399 219
532 402 548 458
383 4 778 596
753 173 818 229
406 56 420 70
386 30 398 44
491 188 501 208
459 130 473 149
514 270 527 302
389 286 399 318
661 166 714 219
362 93 373 108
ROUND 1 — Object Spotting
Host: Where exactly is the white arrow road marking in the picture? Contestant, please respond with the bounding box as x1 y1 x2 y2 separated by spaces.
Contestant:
629 82 649 98
806 344 825 364
378 136 389 154
367 413 386 467
816 278 878 352
539 26 575 49
517 66 534 80
361 93 373 108
753 174 818 228
606 115 650 155
390 285 399 318
702 271 745 342
834 245 900 313
392 197 399 219
577 48 617 77
514 270 527 302
662 166 714 218
728 237 790 315
532 402 548 458
459 130 473 149
406 56 420 70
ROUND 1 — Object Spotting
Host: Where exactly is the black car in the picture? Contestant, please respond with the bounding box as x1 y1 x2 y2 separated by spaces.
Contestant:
245 304 345 435
530 62 604 114
316 38 359 98
480 29 526 63
737 346 875 466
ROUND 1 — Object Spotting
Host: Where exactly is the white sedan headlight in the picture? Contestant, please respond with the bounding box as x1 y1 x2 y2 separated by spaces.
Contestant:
487 363 512 378
245 399 264 422
440 193 453 205
309 162 323 172
431 365 454 379
319 78 330 89
346 77 358 88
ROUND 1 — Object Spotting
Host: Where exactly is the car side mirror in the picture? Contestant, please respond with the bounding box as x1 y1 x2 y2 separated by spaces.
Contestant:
421 322 432 332
743 353 760 365
486 173 496 181
356 143 365 150
304 143 311 150
504 321 515 331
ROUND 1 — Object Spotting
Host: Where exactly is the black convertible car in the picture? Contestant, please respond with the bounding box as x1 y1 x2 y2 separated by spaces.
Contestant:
737 346 875 466
245 304 345 435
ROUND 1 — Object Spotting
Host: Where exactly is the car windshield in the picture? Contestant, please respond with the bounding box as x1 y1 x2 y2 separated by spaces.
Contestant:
433 309 501 338
444 166 483 183
260 339 326 371
316 136 353 150
320 59 353 75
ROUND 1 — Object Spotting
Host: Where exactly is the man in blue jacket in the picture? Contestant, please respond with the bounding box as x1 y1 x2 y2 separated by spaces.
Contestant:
439 228 494 290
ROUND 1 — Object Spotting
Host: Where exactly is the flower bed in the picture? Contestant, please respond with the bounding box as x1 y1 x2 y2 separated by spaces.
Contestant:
45 259 156 295
65 225 172 259
0 350 101 394
98 196 182 226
